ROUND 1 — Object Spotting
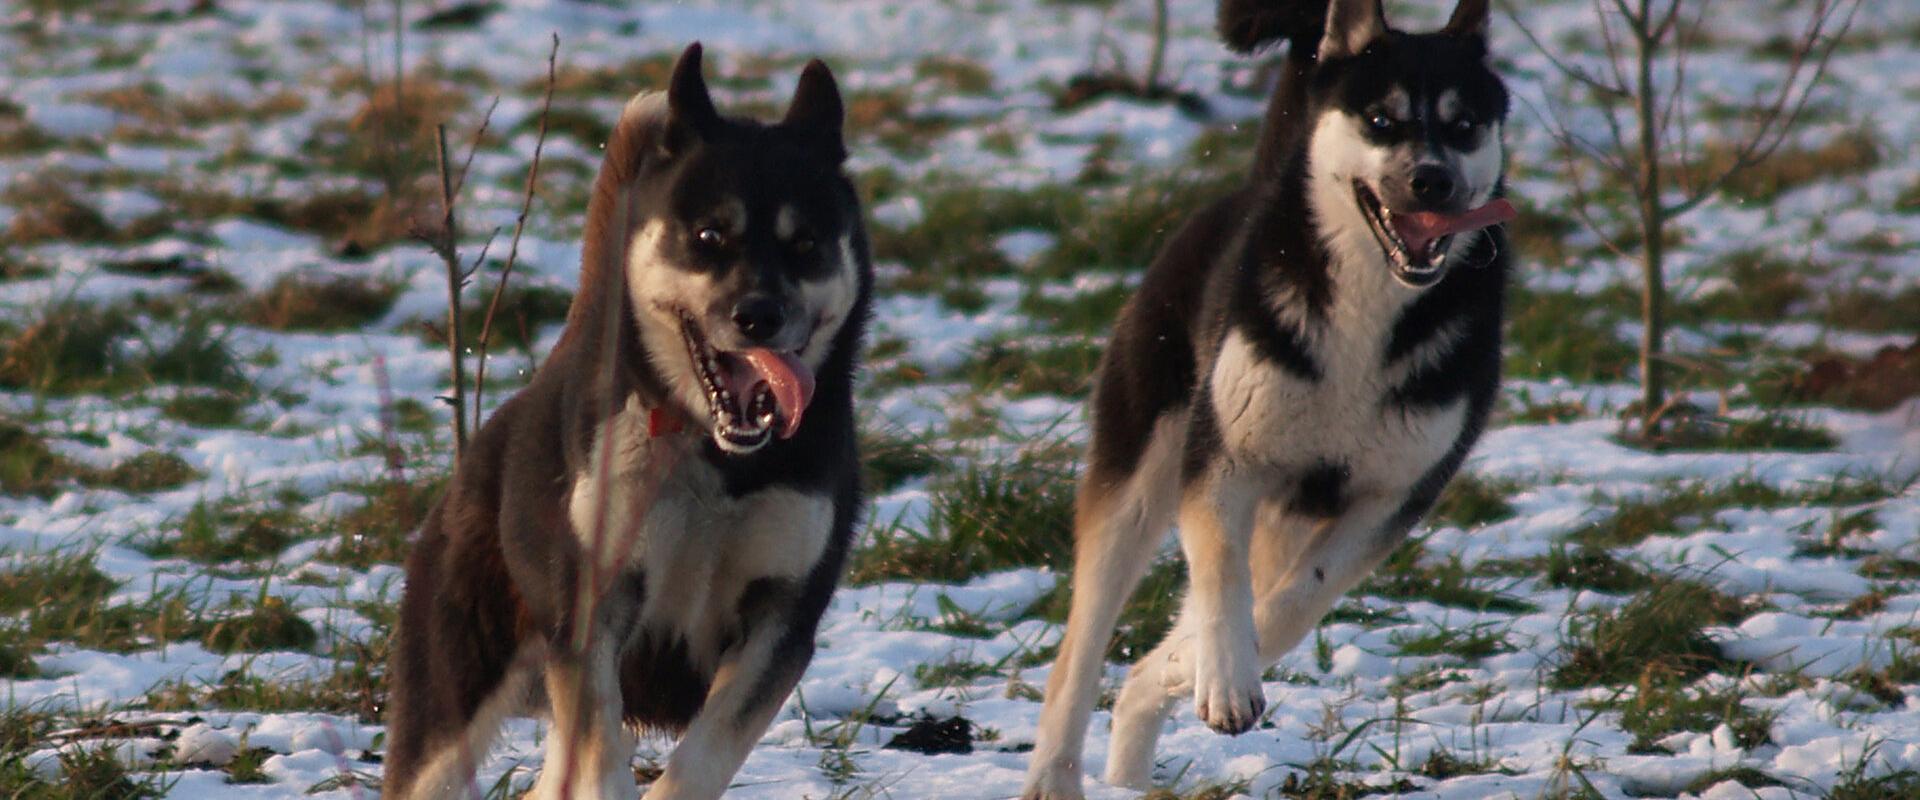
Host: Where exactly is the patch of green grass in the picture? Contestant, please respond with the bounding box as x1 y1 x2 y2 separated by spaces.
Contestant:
456 281 574 352
1681 766 1784 795
1022 557 1187 664
1624 407 1838 453
1571 475 1895 548
1544 545 1652 594
88 451 200 493
24 586 209 654
242 274 400 331
1687 249 1814 322
1602 681 1775 754
1140 779 1253 800
13 745 171 800
1685 129 1881 204
200 593 315 655
223 743 273 785
1 178 118 245
0 637 39 678
1361 539 1536 613
1271 760 1418 799
161 390 251 428
0 304 244 396
849 455 1076 583
1822 285 1920 334
913 55 994 94
1898 177 1920 214
1391 624 1513 660
0 703 54 752
1507 199 1582 268
1830 770 1920 800
0 421 91 498
870 183 1082 291
957 337 1101 398
1503 286 1636 382
327 475 446 568
845 88 956 155
1550 576 1750 689
0 304 140 394
1416 749 1512 780
141 316 246 388
913 658 1001 689
144 499 299 563
1033 168 1242 278
1428 474 1518 529
0 549 117 614
529 105 611 148
1018 282 1132 337
857 423 941 493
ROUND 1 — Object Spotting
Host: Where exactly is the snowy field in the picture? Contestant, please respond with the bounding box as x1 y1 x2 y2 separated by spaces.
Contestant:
3 0 1920 798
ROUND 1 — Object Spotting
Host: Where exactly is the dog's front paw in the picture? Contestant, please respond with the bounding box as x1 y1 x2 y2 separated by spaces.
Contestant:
1019 762 1087 800
1192 634 1265 735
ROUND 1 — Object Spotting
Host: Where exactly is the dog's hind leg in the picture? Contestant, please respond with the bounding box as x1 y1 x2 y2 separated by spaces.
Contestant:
1023 416 1186 800
386 645 540 800
530 635 639 800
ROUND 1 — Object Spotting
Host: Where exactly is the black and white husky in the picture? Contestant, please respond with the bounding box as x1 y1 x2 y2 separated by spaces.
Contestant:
384 44 870 800
1024 1 1515 796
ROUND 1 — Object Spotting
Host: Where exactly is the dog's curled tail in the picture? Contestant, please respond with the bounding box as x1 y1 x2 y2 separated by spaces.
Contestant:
1217 0 1334 55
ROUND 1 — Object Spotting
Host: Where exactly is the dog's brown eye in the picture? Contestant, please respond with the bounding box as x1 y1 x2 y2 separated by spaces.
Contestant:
696 227 725 247
791 235 815 254
1452 117 1475 135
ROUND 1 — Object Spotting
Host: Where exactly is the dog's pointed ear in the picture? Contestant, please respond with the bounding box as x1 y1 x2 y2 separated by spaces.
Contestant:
663 42 723 156
783 59 847 163
1443 0 1491 38
1319 0 1387 61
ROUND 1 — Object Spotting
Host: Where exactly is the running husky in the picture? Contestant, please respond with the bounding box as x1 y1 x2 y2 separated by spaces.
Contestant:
384 44 870 800
1024 1 1515 796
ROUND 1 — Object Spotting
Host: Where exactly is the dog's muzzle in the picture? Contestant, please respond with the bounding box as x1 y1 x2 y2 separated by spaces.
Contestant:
678 313 815 454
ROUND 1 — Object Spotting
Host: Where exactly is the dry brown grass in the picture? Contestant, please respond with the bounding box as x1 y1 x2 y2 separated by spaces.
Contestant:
1680 129 1882 203
241 274 401 331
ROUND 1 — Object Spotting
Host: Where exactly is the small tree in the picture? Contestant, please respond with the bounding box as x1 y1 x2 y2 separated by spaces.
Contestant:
1511 0 1860 438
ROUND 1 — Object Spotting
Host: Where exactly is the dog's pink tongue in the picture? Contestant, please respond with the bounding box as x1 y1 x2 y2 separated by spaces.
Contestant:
1390 198 1518 255
728 349 815 439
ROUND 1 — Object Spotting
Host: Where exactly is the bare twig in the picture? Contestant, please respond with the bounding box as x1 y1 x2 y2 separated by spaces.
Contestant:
472 34 560 434
1505 0 1862 432
431 125 470 458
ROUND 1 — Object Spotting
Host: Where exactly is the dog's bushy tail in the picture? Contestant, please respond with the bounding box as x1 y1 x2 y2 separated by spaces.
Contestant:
1218 0 1332 55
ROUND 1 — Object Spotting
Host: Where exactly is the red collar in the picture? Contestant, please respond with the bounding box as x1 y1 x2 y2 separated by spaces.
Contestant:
648 407 687 437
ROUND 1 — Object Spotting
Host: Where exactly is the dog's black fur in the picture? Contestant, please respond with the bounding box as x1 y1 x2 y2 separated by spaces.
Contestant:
385 44 870 800
1026 2 1514 797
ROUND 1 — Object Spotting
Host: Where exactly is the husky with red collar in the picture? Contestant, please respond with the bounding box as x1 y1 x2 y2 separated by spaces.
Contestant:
1023 1 1517 796
383 44 869 800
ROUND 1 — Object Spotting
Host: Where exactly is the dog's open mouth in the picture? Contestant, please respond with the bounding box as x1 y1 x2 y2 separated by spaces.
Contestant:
1352 180 1516 287
678 315 816 454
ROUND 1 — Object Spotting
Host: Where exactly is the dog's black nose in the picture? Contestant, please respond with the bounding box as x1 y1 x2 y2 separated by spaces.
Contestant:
1410 166 1456 206
731 296 786 343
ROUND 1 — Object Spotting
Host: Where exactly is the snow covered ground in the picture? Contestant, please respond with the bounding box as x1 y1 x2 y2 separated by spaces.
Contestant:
3 0 1918 798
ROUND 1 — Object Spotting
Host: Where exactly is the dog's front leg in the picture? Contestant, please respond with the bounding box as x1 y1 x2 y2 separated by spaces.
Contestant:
532 636 639 800
1177 469 1265 734
642 621 800 799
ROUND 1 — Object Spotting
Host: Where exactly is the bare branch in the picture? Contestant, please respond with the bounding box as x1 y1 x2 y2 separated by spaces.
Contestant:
452 96 502 199
433 124 470 458
1502 0 1631 99
472 34 561 434
1663 0 1861 217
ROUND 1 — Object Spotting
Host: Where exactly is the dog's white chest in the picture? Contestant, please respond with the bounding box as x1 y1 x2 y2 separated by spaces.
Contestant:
565 398 833 652
1208 288 1466 493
